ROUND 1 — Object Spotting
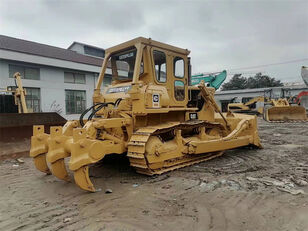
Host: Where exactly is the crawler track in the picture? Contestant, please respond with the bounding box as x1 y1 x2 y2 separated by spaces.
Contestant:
127 121 224 175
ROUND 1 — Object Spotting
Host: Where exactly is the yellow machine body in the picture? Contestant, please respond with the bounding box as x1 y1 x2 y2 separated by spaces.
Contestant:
264 98 307 122
30 37 262 192
228 96 266 115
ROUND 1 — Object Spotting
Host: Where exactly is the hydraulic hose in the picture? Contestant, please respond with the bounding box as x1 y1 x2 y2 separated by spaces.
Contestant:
79 103 105 127
79 99 121 127
87 102 115 121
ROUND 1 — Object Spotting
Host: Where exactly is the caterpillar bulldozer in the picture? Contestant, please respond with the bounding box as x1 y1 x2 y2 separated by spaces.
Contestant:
30 37 262 192
263 88 307 122
227 96 266 115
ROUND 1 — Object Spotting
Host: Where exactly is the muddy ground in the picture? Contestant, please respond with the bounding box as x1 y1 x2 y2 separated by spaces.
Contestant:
0 118 307 231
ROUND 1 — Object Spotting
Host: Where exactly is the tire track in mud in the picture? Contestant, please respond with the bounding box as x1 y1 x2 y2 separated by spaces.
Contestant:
190 192 276 231
0 193 82 231
0 161 89 231
182 149 266 175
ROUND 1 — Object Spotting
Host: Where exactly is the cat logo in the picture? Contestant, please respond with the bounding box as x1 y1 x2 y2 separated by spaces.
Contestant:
189 113 198 120
152 94 160 108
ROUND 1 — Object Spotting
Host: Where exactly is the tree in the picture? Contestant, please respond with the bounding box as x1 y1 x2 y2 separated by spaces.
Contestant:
221 73 283 91
220 74 247 91
246 73 283 89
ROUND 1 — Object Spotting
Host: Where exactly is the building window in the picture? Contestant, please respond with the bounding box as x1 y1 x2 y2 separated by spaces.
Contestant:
64 72 86 84
9 64 40 80
25 87 40 112
153 50 166 83
65 90 86 114
174 57 184 78
84 45 105 58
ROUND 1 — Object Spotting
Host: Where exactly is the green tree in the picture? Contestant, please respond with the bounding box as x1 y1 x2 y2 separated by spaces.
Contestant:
246 73 283 89
221 74 247 91
221 73 283 91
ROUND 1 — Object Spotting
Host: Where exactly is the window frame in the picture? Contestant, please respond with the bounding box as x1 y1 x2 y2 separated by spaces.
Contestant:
152 49 167 84
173 56 185 78
109 47 137 81
65 89 86 114
9 64 40 80
24 87 41 112
84 45 105 58
174 80 185 101
64 71 86 84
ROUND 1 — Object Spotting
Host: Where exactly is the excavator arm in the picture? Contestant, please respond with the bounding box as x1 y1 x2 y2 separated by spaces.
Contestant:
244 96 266 107
191 70 227 90
13 72 28 113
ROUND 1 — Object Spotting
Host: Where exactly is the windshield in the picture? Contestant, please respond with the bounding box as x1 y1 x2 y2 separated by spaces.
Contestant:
110 48 137 81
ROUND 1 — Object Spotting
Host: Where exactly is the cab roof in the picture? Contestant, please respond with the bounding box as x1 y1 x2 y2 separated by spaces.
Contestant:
105 37 190 56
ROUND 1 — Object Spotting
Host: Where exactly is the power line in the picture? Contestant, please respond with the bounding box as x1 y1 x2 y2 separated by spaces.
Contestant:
227 71 266 75
227 58 308 71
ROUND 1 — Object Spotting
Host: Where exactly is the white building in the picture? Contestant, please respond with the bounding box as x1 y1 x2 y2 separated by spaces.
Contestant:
0 34 112 120
215 85 308 112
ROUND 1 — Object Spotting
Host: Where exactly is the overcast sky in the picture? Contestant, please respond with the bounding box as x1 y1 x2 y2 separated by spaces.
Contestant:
0 0 307 83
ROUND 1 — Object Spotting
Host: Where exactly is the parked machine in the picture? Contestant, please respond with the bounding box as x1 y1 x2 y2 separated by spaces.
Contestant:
286 67 308 108
302 66 308 86
227 96 266 115
293 66 308 109
0 72 28 113
191 70 227 90
0 72 66 157
263 88 307 122
30 37 262 192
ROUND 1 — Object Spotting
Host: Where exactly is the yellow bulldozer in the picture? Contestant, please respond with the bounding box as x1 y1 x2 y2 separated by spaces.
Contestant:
263 89 307 122
30 37 262 192
227 96 266 115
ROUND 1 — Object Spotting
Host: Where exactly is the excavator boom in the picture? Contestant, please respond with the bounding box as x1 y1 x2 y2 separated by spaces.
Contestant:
191 70 227 90
228 96 266 115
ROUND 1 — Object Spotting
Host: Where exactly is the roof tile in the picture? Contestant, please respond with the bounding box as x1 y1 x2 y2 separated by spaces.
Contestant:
0 34 103 67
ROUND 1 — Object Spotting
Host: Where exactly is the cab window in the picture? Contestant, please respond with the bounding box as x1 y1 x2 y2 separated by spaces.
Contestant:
174 57 184 78
153 50 166 83
174 80 185 101
108 48 137 81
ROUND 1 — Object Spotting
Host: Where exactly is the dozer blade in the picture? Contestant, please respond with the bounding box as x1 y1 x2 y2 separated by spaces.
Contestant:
266 106 307 122
33 154 51 174
50 159 70 182
0 112 66 142
74 166 96 192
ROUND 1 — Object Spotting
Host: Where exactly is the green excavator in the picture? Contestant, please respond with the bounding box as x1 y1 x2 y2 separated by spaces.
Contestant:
191 70 227 90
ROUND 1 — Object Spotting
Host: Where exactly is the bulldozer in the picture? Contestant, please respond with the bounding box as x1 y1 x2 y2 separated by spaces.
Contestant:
0 72 66 158
30 37 262 192
263 88 307 122
227 96 266 115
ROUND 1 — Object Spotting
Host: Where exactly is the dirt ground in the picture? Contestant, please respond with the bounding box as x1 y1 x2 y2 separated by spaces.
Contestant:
0 118 307 231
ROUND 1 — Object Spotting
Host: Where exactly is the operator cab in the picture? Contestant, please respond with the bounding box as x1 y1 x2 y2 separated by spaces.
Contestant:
98 37 206 111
